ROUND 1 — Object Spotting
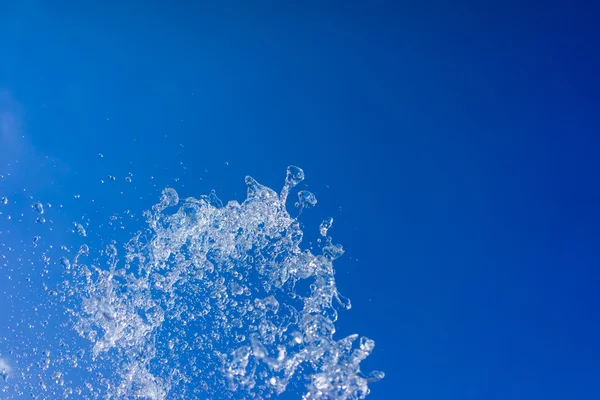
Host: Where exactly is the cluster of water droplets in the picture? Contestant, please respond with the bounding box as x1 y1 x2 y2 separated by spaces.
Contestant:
1 167 382 399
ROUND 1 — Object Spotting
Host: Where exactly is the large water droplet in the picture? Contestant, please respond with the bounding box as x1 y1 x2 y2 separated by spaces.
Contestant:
367 370 385 382
285 165 305 188
319 217 333 236
297 190 317 208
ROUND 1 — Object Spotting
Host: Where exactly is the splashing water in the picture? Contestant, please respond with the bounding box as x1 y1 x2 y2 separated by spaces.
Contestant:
2 167 383 399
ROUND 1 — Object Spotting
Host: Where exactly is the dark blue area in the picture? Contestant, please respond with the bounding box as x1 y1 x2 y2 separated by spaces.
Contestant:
1 1 600 399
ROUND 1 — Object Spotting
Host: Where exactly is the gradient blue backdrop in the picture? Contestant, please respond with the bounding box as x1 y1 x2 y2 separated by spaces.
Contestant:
1 1 600 399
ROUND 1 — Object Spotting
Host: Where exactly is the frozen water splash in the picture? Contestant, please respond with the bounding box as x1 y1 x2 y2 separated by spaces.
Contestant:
65 167 380 399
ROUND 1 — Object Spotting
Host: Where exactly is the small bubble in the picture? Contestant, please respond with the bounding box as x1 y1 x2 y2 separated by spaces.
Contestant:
108 175 116 181
98 153 104 158
36 217 46 224
0 197 7 205
74 194 81 199
125 176 132 183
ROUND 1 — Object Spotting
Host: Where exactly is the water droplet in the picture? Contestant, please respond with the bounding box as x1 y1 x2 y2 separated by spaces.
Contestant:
230 281 244 296
367 370 385 382
59 257 70 269
319 217 333 236
0 197 7 205
106 244 117 257
285 165 305 188
157 188 179 210
98 153 104 158
280 166 306 203
297 190 317 208
33 202 44 214
73 222 87 237
51 371 64 385
323 243 344 260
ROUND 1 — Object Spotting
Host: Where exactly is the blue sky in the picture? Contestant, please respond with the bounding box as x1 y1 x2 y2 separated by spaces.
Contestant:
1 1 600 399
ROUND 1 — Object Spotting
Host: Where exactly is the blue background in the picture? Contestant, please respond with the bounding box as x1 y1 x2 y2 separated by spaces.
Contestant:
1 1 600 399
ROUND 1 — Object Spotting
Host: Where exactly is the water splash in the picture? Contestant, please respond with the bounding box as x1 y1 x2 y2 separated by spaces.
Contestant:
2 167 383 399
